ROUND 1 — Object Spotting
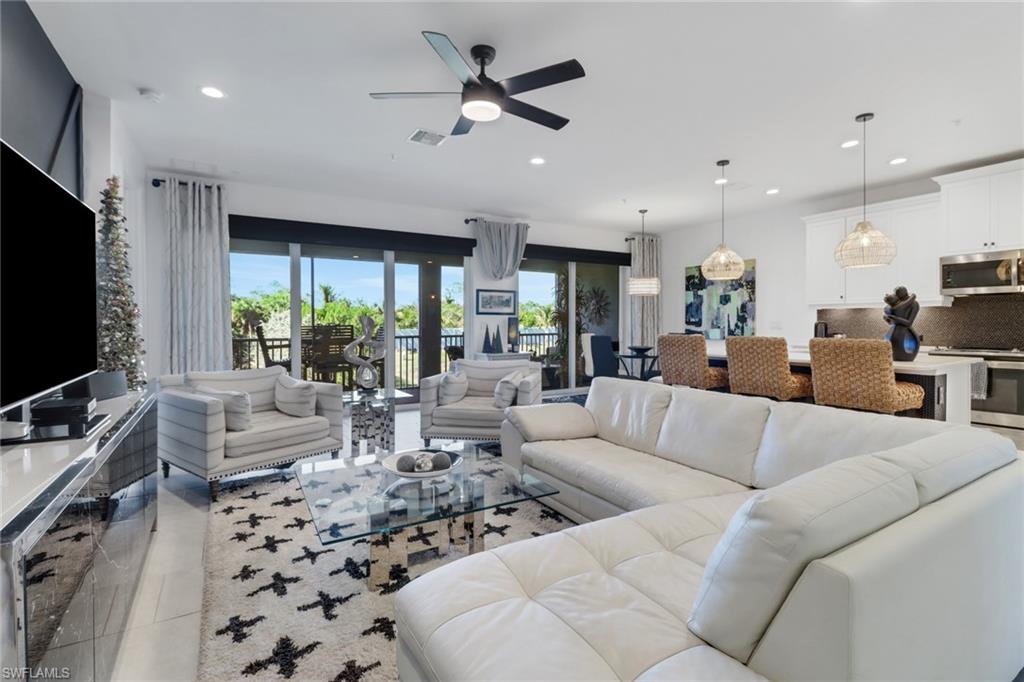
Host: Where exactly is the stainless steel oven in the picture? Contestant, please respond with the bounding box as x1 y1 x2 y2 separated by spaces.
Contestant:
940 249 1023 296
929 349 1024 429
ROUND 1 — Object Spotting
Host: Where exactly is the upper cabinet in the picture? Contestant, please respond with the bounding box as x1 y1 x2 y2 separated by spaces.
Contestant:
934 159 1024 254
804 194 945 307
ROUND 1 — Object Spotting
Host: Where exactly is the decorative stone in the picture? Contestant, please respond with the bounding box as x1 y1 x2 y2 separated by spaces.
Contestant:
396 454 417 473
430 452 452 471
414 454 434 472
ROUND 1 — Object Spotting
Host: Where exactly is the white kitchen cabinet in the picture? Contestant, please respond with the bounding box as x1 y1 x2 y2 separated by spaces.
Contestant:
804 218 846 305
991 168 1024 250
935 159 1024 254
803 194 945 308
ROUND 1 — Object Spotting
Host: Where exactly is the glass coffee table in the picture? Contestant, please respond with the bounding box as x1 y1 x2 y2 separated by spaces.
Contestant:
293 442 558 589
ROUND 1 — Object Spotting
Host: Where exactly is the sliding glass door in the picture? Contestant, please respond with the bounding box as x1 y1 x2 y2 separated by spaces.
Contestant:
229 239 291 370
518 259 568 390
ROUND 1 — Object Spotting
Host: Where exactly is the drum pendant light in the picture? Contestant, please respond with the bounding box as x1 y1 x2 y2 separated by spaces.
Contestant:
701 160 745 281
835 113 897 268
627 209 661 296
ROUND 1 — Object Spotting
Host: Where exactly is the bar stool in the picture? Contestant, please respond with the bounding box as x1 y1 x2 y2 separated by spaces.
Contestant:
809 338 925 415
725 336 813 401
657 334 729 390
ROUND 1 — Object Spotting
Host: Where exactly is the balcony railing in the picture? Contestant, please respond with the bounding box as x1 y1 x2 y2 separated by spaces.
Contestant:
232 330 559 391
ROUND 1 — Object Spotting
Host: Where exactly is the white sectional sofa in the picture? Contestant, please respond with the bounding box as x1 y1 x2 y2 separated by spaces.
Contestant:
396 377 1023 681
157 366 344 499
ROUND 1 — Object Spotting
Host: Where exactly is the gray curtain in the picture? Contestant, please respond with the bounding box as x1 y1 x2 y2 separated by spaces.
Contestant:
630 234 662 347
165 177 231 373
474 220 530 278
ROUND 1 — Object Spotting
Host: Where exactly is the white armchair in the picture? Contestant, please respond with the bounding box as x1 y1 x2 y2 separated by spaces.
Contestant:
420 359 542 445
157 366 344 499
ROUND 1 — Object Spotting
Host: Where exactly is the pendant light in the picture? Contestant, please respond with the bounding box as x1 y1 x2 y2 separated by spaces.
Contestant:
627 209 661 296
834 112 897 268
701 159 745 281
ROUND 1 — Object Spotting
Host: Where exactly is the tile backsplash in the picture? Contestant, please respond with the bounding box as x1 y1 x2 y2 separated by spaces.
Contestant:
817 294 1024 349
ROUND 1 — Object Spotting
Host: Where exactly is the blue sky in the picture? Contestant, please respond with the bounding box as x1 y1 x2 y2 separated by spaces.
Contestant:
230 253 557 306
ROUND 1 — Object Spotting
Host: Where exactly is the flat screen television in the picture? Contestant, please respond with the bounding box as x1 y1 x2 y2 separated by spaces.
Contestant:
1 140 98 411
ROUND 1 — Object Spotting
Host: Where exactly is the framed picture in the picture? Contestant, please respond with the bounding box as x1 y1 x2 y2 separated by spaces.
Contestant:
476 289 517 315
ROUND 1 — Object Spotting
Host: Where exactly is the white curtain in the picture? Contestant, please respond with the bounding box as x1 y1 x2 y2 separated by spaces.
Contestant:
630 234 662 347
474 220 530 278
165 177 231 373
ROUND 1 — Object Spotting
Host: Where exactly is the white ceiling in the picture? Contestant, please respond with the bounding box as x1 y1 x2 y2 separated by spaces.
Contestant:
31 1 1024 232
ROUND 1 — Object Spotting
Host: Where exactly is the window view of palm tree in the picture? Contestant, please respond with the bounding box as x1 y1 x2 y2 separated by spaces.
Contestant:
519 263 565 388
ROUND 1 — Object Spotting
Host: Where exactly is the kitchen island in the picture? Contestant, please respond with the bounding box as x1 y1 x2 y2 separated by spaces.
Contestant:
703 340 980 424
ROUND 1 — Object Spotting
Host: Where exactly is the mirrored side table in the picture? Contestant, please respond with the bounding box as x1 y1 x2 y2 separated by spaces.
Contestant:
343 388 412 453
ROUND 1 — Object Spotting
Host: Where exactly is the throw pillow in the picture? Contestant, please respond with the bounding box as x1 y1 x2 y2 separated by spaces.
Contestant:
439 370 468 405
275 374 317 418
493 370 524 409
193 384 252 431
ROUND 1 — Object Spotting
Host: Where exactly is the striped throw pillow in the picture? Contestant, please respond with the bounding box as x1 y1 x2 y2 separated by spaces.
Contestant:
275 374 317 418
193 384 252 431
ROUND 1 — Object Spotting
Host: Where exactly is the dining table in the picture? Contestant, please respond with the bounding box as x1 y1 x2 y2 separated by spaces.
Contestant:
617 352 659 380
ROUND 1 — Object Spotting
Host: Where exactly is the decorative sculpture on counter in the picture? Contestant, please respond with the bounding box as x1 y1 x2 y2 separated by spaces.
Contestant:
883 286 921 361
343 314 386 389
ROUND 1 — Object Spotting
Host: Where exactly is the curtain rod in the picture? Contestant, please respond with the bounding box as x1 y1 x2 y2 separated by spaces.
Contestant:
151 177 220 189
464 217 479 224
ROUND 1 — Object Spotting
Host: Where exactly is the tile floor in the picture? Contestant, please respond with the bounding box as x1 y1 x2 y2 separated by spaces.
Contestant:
110 408 426 681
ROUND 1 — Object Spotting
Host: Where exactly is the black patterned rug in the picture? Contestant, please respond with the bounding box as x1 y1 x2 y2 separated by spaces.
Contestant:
196 453 573 681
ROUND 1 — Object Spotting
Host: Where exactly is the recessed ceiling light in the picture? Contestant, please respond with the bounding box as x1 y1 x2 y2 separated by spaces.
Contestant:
714 177 728 185
200 86 225 99
889 157 908 165
765 188 780 195
529 157 546 165
841 139 859 149
352 255 360 259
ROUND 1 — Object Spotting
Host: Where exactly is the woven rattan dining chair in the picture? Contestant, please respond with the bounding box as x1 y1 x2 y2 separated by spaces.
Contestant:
725 336 813 401
808 338 925 414
657 334 729 390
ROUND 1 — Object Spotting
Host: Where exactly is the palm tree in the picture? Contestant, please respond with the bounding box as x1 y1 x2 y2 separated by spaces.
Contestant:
319 283 337 304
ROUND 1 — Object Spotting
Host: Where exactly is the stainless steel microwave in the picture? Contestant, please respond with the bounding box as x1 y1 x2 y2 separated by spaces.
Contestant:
940 249 1024 296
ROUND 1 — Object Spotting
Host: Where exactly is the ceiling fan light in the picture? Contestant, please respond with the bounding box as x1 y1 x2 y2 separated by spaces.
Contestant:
461 99 502 122
701 244 745 281
834 220 897 268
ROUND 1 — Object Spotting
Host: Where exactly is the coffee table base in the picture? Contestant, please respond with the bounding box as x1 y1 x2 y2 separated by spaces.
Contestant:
367 511 485 590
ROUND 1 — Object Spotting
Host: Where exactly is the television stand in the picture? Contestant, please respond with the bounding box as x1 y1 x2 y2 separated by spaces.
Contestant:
1 413 110 445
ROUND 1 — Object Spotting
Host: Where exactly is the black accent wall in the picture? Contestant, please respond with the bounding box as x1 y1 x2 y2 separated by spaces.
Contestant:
0 0 82 198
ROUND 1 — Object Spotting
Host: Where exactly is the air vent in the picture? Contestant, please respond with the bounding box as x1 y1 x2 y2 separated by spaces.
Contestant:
408 129 447 147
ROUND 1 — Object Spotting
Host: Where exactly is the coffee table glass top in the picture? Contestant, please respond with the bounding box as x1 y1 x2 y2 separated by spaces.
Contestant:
293 443 558 545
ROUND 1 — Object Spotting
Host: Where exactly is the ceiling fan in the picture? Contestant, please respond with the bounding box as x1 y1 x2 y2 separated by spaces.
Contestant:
370 31 585 136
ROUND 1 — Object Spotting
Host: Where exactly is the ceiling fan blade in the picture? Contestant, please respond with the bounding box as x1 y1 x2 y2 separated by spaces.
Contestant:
503 98 570 130
370 92 461 99
500 59 585 96
422 31 480 87
451 115 475 136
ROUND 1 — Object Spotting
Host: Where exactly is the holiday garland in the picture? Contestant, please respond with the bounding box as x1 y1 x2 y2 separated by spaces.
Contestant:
96 176 146 389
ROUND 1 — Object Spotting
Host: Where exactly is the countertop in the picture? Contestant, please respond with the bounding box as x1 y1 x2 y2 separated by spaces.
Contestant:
704 340 982 376
1 391 146 527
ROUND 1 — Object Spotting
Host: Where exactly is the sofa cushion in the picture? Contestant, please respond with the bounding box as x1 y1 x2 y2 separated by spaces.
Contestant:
224 410 330 458
585 377 673 454
274 374 316 417
396 494 755 681
654 387 771 486
874 428 1017 504
688 454 919 663
438 370 468 406
186 366 284 412
522 438 748 511
752 400 957 488
494 370 525 408
192 384 251 431
505 402 598 442
432 396 506 428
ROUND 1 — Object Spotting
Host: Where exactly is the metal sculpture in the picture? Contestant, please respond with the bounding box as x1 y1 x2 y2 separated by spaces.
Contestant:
343 314 386 389
883 286 921 361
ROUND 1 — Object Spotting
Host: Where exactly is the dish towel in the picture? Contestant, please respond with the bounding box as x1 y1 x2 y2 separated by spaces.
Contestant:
969 360 988 400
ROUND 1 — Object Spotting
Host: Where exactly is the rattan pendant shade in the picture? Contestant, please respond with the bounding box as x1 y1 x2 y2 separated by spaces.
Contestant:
701 159 744 281
835 113 896 269
627 209 661 296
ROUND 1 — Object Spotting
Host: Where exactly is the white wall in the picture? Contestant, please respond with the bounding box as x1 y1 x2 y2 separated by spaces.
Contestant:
660 178 937 346
141 177 630 374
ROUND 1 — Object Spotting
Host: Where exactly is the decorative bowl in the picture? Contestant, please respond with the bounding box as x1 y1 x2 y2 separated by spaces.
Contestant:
381 450 462 479
628 345 653 356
